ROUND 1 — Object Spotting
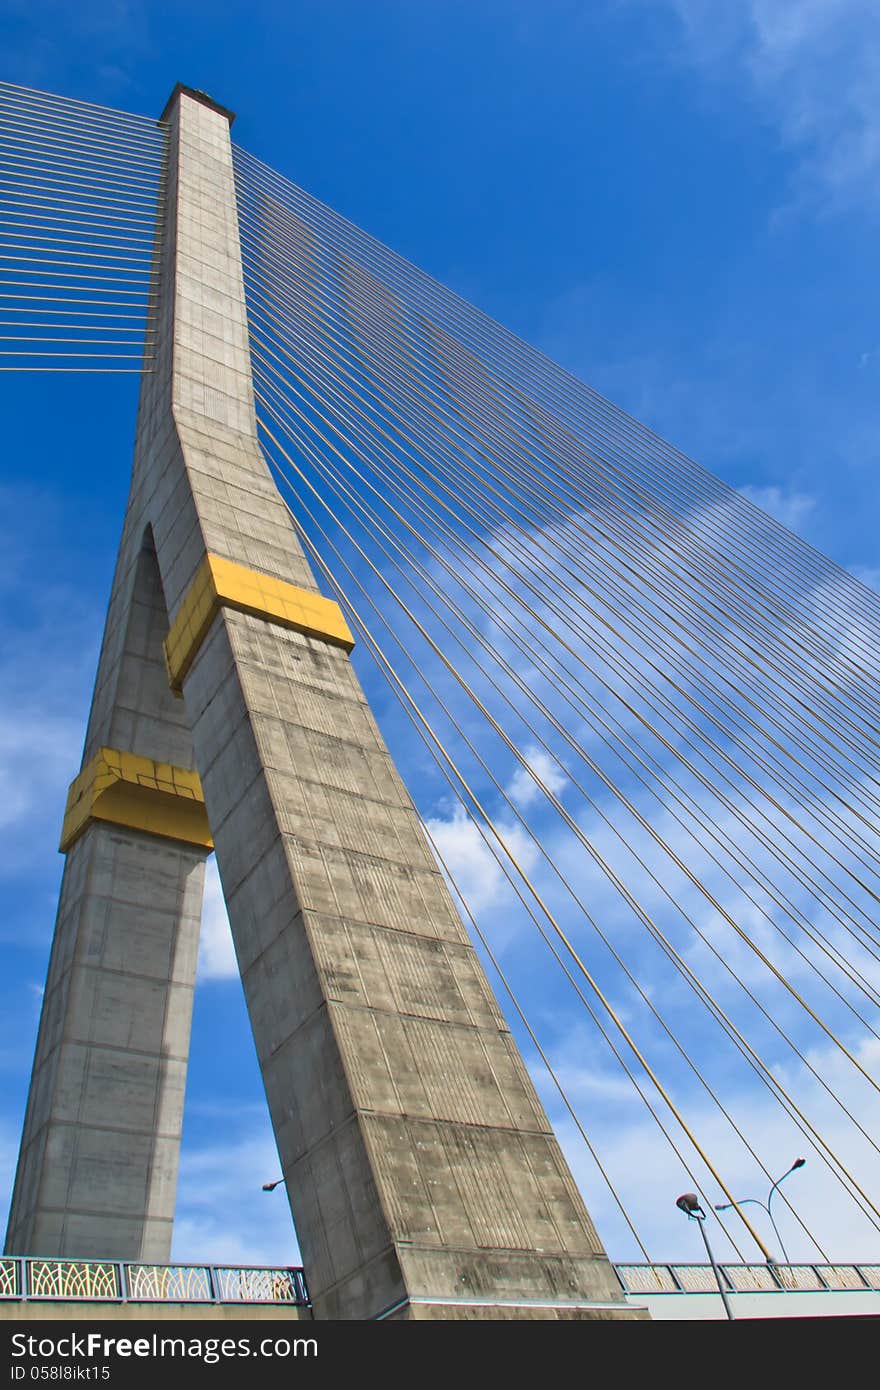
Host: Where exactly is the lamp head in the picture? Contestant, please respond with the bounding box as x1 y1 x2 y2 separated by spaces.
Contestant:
792 1158 806 1170
676 1192 704 1216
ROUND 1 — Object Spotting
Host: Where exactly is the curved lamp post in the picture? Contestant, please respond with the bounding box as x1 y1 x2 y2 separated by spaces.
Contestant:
714 1159 805 1265
675 1193 735 1321
262 1177 286 1192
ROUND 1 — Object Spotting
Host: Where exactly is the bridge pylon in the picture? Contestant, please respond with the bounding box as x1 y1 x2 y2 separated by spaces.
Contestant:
5 85 643 1320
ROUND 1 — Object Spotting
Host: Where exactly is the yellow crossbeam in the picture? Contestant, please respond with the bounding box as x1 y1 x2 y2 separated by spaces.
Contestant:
59 746 212 852
163 553 354 693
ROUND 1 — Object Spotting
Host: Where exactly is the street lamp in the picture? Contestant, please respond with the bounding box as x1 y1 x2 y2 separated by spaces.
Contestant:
714 1158 805 1266
262 1177 286 1192
675 1193 735 1321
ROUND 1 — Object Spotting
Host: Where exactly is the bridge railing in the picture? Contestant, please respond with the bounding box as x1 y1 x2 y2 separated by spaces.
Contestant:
6 1256 875 1304
0 1257 309 1305
616 1263 880 1294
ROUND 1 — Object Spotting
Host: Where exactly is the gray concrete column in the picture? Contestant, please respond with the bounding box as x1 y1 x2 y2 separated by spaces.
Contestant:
149 87 635 1319
5 536 208 1260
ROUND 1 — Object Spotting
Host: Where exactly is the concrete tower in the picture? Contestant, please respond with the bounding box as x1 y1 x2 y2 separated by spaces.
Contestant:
5 86 642 1320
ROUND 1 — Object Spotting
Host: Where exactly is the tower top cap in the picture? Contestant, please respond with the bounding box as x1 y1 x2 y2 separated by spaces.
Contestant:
159 83 236 126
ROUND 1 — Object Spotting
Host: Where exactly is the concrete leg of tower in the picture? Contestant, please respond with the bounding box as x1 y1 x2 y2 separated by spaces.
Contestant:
179 602 645 1320
7 84 646 1318
5 537 208 1260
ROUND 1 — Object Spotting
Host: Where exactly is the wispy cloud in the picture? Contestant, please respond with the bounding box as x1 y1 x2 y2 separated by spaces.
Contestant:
0 0 153 100
551 1026 880 1263
507 743 569 808
0 489 99 909
737 483 816 535
849 565 880 591
423 802 538 918
197 858 238 982
658 0 880 215
173 1123 301 1268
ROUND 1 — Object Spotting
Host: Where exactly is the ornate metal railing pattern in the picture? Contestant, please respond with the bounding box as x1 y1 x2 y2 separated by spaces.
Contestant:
124 1264 212 1302
27 1260 118 1300
213 1266 305 1303
617 1263 880 1294
0 1258 309 1305
0 1260 19 1298
8 1257 876 1303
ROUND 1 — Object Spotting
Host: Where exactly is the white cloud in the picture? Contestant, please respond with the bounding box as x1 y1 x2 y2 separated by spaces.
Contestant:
737 483 816 535
806 570 880 669
507 743 568 808
0 709 78 841
197 857 238 982
404 488 880 1244
660 0 880 213
0 491 100 903
423 802 538 916
547 1024 880 1264
172 1124 301 1268
849 565 880 591
0 1 152 95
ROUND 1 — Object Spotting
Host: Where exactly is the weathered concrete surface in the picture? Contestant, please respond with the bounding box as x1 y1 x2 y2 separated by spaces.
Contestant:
1 1303 311 1322
4 540 206 1261
181 607 641 1318
8 87 641 1319
387 1302 648 1320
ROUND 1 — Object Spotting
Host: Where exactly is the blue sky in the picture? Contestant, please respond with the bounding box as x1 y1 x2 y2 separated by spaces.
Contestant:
2 0 880 1272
